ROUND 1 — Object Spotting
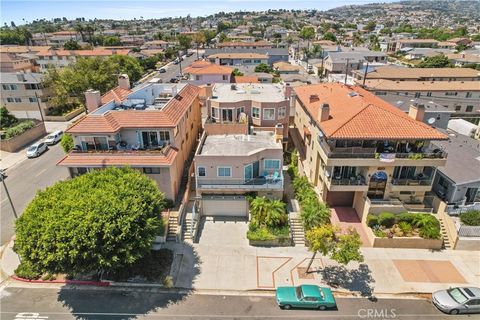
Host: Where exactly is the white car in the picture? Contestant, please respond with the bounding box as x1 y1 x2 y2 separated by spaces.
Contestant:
44 130 63 145
26 142 48 158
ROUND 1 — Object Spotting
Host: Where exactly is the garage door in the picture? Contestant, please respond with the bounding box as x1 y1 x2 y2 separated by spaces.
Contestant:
326 191 354 207
202 195 248 217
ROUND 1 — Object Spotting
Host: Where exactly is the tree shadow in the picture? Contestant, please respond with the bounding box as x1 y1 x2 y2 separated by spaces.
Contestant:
319 264 375 297
57 242 202 319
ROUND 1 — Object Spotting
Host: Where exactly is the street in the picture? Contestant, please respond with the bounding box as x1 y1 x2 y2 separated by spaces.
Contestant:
145 52 200 85
0 143 69 245
0 287 462 320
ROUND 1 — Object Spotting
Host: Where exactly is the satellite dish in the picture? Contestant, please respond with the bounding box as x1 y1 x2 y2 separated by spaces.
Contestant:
427 117 436 124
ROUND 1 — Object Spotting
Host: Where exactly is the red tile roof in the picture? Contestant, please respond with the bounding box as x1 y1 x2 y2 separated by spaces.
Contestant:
184 63 233 75
57 147 178 167
234 76 259 83
67 84 200 134
294 83 448 140
101 86 132 104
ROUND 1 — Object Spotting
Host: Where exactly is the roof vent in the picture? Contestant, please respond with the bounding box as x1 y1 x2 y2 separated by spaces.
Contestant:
231 84 237 90
309 94 320 103
348 92 358 97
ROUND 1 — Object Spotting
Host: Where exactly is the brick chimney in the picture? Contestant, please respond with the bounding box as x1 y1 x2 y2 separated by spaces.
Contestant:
408 104 425 122
309 94 320 103
118 74 130 90
318 103 330 122
85 89 102 113
204 83 213 98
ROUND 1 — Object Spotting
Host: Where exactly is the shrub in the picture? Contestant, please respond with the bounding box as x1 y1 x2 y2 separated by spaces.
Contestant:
2 120 35 139
397 212 416 224
0 106 18 129
367 214 379 227
247 225 276 241
164 199 175 209
14 261 41 280
378 212 396 227
419 223 441 239
398 221 413 234
372 226 386 238
460 210 480 226
60 133 74 153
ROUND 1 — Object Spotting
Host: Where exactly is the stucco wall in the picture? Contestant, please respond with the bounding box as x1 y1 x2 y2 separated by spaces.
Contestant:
1 122 46 152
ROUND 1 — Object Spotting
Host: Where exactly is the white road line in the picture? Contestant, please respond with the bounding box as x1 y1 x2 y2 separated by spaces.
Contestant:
35 169 47 177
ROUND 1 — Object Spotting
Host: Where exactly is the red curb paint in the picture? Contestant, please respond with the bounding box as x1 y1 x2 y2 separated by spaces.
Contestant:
12 275 110 287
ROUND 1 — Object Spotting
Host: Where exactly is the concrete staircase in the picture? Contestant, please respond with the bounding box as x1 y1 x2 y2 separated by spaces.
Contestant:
182 216 195 242
166 214 179 242
438 217 452 249
290 217 306 246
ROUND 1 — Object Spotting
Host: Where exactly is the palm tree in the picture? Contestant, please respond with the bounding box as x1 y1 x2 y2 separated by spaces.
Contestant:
250 196 270 227
250 197 286 228
192 32 206 60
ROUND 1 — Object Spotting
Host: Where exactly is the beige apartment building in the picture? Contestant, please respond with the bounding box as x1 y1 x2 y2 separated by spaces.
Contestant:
57 82 201 202
290 83 448 221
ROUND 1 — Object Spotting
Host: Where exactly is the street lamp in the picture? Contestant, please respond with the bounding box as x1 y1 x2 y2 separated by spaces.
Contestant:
1 174 18 219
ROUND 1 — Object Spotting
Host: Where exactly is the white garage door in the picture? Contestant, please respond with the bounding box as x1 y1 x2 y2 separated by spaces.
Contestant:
202 195 248 217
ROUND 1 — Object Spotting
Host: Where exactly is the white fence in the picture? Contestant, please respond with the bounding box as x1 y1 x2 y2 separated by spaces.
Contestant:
446 202 480 216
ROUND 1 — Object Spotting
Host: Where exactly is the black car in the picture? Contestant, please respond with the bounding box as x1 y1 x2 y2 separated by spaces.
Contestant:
158 68 166 73
169 78 179 83
186 52 194 57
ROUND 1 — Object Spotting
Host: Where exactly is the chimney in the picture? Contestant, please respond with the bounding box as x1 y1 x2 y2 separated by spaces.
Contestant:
408 104 425 122
118 74 130 90
318 103 330 122
204 83 213 98
274 123 284 143
85 89 102 113
284 83 292 99
16 72 25 82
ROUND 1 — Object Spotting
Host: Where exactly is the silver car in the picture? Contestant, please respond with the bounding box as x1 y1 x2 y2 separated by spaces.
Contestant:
26 142 48 158
432 287 480 314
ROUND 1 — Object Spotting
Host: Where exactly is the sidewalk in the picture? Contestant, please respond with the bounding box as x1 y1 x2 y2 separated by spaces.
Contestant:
2 237 479 296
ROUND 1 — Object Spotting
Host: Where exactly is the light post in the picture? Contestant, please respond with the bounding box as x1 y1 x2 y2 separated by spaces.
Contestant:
1 175 18 219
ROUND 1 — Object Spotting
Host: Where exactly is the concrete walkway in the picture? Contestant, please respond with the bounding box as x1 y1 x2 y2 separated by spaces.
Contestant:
330 207 371 247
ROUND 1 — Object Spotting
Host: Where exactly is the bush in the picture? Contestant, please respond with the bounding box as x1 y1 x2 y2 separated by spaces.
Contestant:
397 212 416 224
60 133 74 153
164 199 175 209
460 210 480 226
247 224 276 241
14 261 41 280
0 106 18 129
378 212 396 227
2 120 35 139
419 223 441 239
398 221 413 234
367 214 379 227
372 226 386 238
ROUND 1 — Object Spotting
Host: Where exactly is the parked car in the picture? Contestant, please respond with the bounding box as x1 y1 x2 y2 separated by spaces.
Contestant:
432 287 480 314
169 78 179 83
186 51 194 57
173 59 180 65
158 68 166 73
44 130 63 145
26 142 48 158
276 285 337 310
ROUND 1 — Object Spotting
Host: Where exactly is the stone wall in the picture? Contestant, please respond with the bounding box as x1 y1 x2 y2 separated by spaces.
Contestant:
1 122 47 152
44 107 84 122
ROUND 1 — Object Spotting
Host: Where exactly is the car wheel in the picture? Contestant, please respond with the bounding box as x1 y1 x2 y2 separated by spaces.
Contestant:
283 305 291 310
449 309 459 315
319 305 327 311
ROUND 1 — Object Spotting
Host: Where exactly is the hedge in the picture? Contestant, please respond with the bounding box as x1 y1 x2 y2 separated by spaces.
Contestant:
2 120 35 139
460 210 480 226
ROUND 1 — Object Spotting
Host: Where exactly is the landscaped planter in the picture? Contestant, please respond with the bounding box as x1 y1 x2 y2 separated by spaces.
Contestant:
0 122 46 152
44 107 84 122
249 237 293 247
365 227 443 249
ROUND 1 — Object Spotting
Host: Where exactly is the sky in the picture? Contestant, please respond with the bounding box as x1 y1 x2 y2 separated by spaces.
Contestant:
1 0 398 25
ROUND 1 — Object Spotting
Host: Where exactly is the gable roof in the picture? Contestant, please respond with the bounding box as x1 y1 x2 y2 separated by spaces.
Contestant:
184 63 233 75
67 84 199 134
294 83 448 140
101 86 133 104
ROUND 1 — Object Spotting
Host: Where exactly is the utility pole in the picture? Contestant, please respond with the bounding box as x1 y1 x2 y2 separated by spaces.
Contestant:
1 175 18 219
34 91 45 122
178 50 183 76
344 58 350 85
362 62 369 87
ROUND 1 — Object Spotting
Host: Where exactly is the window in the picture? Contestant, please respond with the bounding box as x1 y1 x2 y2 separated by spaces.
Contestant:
6 98 14 103
264 159 281 171
414 92 421 98
263 108 275 120
375 92 387 96
466 92 472 98
254 59 261 63
445 92 457 96
236 107 245 119
278 107 286 119
438 176 449 188
9 84 17 90
158 130 170 141
142 131 159 148
252 107 260 119
25 83 40 90
426 92 432 97
29 97 38 103
14 98 21 103
222 75 228 81
212 107 219 119
198 167 206 177
2 84 9 90
455 105 462 111
195 75 200 80
217 166 231 177
143 167 161 174
466 105 474 112
244 59 252 63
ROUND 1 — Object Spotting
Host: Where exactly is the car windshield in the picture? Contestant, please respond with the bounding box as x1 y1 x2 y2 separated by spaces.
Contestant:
46 135 54 139
448 288 468 304
295 287 303 300
28 145 37 151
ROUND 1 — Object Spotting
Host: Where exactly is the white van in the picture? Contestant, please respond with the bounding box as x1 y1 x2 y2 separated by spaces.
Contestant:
44 130 63 145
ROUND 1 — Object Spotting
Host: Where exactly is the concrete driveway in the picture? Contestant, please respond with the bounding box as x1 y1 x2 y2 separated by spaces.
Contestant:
195 216 249 246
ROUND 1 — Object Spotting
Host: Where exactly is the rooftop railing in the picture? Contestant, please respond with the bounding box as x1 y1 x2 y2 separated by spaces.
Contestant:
197 176 283 189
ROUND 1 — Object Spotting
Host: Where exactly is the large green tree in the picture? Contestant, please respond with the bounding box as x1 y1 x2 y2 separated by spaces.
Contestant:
14 167 165 276
305 224 363 273
43 55 144 107
418 54 453 68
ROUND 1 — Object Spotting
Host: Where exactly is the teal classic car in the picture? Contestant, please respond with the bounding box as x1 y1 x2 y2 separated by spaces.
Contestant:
276 285 337 310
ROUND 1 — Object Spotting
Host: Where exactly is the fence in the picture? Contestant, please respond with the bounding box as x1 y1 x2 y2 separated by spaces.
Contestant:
446 202 480 216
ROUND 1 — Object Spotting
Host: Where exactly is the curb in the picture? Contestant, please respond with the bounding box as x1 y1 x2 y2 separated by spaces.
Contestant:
12 275 110 287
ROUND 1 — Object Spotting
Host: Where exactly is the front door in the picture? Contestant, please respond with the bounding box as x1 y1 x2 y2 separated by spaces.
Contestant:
252 161 260 178
244 164 253 181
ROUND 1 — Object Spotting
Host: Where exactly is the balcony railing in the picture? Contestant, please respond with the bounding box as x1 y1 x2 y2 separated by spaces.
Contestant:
391 178 433 186
197 176 283 189
71 144 172 156
331 177 367 186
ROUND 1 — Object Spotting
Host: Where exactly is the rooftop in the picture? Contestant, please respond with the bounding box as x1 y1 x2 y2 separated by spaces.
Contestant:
184 63 233 75
0 72 44 84
356 66 480 79
432 130 480 185
36 49 130 57
363 79 480 91
398 38 438 43
294 83 448 141
208 53 268 59
199 132 282 156
67 83 199 134
217 41 272 48
212 83 286 103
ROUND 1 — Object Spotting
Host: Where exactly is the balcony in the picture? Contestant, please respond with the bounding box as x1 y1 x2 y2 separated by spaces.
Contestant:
197 176 283 191
328 174 368 192
391 178 433 186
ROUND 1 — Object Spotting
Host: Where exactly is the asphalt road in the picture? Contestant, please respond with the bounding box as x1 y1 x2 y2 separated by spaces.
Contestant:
0 143 69 245
149 52 200 84
0 287 466 320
